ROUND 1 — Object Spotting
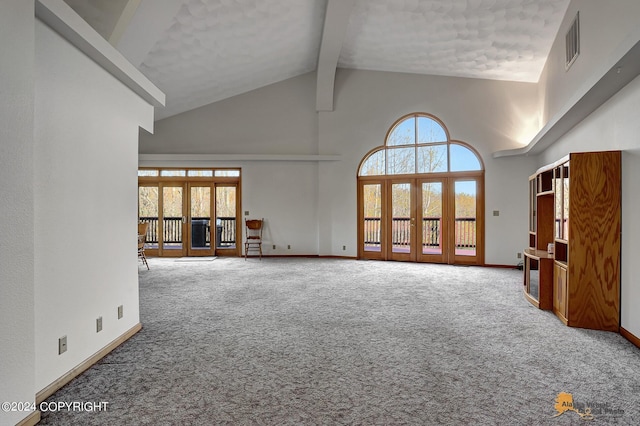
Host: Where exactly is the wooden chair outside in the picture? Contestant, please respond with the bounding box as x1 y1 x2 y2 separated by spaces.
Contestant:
244 218 263 260
138 222 149 270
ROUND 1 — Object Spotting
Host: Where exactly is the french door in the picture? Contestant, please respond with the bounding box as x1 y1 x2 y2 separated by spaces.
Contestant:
138 182 240 257
358 175 483 265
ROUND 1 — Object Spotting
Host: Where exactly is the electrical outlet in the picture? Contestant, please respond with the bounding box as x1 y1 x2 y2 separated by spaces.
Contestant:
58 336 67 355
517 252 522 259
96 317 103 333
117 305 123 319
493 210 500 216
244 211 249 216
287 245 291 249
342 245 346 250
272 245 276 249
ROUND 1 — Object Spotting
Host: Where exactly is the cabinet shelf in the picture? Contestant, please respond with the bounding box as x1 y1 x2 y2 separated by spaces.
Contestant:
524 151 621 331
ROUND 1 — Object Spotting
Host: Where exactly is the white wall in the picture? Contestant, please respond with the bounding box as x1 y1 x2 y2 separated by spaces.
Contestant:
141 72 319 155
0 1 36 425
317 69 539 263
240 161 319 255
538 75 640 339
535 0 640 338
33 20 153 391
539 0 640 124
142 69 540 265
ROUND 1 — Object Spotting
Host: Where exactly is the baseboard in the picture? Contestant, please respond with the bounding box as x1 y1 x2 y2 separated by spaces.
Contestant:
620 327 640 349
483 263 520 269
255 254 319 258
318 255 358 260
15 410 40 426
35 323 142 404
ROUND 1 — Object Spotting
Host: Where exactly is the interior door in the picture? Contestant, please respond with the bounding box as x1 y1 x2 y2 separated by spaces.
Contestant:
417 179 447 263
187 183 214 256
388 180 416 261
161 183 186 257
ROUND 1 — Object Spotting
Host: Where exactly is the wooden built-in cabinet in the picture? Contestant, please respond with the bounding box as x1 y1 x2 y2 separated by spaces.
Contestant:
524 151 621 332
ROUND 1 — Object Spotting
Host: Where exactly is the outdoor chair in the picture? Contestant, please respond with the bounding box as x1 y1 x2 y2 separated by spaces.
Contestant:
244 218 263 260
138 222 149 270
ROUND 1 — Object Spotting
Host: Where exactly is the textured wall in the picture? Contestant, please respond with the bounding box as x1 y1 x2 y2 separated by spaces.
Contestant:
34 20 151 392
0 1 36 425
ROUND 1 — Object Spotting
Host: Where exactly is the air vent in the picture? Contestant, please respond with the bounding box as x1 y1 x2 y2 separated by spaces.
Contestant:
565 12 580 70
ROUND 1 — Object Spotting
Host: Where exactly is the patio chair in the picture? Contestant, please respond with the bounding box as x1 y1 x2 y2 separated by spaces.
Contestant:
138 222 149 270
244 218 263 260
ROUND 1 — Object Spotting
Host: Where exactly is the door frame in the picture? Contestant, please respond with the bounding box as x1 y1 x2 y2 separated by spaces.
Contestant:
357 173 484 265
138 168 242 257
416 177 448 264
186 182 215 257
388 179 417 262
159 181 187 257
213 182 241 257
448 174 484 265
357 179 387 260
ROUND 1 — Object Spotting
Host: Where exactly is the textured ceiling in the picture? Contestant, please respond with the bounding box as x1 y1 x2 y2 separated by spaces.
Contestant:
138 0 327 119
68 0 571 120
340 0 570 81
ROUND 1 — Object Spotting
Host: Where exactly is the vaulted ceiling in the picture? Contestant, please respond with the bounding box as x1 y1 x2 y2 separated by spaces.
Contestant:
64 0 570 120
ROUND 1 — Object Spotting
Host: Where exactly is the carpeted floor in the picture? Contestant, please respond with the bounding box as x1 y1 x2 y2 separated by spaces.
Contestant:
40 257 640 425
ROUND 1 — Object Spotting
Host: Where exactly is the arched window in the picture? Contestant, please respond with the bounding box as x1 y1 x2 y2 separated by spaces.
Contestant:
359 113 483 176
357 113 484 266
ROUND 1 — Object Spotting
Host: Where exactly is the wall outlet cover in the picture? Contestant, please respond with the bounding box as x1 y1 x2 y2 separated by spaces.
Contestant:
58 336 67 355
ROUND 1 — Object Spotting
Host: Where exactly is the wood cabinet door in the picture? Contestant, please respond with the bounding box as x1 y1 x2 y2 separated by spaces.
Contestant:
553 263 568 323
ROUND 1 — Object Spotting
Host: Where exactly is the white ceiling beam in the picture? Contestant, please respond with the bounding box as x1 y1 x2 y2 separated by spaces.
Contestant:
316 0 355 112
115 0 183 68
108 0 142 47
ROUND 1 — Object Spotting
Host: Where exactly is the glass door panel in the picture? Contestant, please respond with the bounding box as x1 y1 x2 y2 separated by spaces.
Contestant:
418 180 446 263
389 181 415 261
188 185 213 256
162 185 185 255
554 166 563 239
215 185 237 251
453 180 477 258
138 185 159 252
363 183 382 253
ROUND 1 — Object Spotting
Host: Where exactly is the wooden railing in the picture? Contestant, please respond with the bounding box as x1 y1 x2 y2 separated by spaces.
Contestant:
139 216 236 246
363 217 476 248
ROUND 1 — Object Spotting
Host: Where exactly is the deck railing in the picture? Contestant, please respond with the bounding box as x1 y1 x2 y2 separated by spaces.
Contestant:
364 217 476 248
139 216 236 247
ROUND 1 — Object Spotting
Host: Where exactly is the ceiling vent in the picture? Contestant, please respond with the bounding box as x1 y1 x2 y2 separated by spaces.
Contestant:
565 12 580 70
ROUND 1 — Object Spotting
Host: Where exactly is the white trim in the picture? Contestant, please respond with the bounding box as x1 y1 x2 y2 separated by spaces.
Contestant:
139 154 341 167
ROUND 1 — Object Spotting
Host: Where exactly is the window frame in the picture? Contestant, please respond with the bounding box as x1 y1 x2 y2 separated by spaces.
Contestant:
358 113 484 177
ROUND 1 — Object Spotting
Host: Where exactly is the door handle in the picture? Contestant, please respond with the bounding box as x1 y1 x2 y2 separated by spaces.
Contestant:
182 216 187 224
